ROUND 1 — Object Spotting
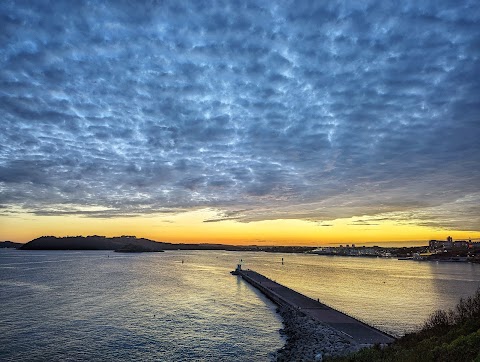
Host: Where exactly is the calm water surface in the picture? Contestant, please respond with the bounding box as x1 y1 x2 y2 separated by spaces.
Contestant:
1 249 480 361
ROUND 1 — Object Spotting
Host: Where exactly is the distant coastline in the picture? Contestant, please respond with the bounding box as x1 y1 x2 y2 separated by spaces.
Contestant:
7 236 479 262
0 241 23 248
14 235 316 253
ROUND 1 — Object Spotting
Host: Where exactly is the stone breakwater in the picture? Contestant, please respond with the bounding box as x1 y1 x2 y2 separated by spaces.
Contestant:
273 306 362 362
234 268 394 360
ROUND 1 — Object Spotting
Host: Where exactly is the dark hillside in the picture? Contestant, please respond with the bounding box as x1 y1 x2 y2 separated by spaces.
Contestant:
20 236 166 251
19 235 317 252
0 241 22 248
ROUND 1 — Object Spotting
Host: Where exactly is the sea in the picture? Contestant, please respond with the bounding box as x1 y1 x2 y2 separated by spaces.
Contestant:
1 249 479 361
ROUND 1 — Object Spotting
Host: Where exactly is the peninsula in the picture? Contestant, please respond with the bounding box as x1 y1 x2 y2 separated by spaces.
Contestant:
18 235 316 253
20 235 166 251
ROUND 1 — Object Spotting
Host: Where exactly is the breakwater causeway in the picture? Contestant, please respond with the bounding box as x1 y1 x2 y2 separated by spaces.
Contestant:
232 265 395 360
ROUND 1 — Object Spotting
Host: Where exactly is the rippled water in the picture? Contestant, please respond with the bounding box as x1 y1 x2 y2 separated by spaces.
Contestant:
0 250 283 361
1 249 480 361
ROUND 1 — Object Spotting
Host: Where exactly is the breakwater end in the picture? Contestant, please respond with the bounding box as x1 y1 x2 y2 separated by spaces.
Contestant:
234 266 395 347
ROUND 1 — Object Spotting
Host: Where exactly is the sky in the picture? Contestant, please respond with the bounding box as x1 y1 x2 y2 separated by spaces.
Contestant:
1 0 479 245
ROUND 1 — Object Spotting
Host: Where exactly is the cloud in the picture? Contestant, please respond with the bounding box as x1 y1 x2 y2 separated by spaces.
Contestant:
203 209 249 223
0 0 479 231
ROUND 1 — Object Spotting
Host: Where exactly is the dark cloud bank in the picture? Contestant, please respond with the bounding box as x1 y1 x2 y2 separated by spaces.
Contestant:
1 0 479 230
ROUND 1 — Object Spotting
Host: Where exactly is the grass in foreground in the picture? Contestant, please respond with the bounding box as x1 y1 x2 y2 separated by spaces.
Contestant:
327 289 480 362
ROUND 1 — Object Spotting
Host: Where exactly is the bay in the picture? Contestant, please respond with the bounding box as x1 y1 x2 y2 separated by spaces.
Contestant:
1 249 479 361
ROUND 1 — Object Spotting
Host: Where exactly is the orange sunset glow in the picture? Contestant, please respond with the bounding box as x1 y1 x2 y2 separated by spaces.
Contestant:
2 208 479 245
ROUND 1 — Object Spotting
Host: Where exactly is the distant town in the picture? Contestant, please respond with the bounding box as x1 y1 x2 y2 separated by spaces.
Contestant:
310 236 480 263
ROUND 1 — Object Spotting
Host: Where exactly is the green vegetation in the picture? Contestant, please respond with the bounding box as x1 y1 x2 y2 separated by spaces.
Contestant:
328 289 480 362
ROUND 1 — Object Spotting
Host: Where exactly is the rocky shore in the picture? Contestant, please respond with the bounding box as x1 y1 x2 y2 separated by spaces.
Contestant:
272 306 363 362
